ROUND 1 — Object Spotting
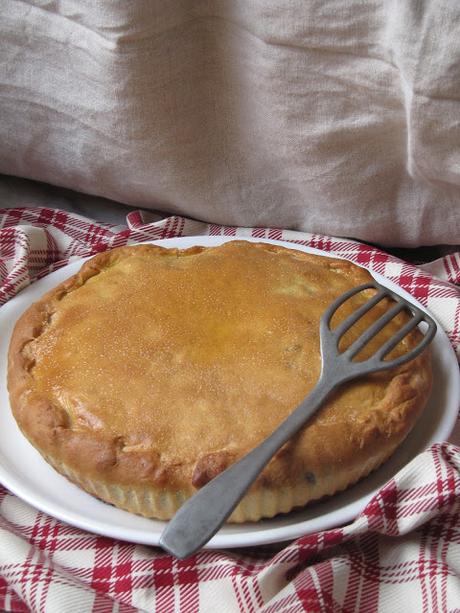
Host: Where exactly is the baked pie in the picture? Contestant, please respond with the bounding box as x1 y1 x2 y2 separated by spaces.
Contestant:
7 240 432 521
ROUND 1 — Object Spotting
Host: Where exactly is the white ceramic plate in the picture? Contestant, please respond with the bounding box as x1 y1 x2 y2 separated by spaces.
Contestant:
0 236 458 549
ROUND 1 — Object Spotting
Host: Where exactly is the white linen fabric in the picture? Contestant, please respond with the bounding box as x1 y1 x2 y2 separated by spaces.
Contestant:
0 0 459 247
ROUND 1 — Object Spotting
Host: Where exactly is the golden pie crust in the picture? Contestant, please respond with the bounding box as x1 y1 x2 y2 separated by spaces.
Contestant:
7 241 432 522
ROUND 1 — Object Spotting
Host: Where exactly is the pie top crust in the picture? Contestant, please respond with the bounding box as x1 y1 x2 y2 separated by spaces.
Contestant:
7 241 432 501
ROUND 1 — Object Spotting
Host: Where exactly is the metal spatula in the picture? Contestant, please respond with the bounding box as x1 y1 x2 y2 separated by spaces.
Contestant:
159 281 437 559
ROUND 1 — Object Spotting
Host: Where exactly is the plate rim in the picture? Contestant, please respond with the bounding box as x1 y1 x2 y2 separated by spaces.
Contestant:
0 235 458 549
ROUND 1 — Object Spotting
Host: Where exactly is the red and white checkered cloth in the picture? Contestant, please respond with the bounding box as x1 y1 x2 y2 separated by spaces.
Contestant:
1 207 459 613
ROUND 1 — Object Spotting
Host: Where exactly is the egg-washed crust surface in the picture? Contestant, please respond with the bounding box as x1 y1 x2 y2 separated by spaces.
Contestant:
7 241 432 521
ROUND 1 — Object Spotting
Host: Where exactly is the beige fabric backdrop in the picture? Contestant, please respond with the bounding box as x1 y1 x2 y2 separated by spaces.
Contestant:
0 0 459 246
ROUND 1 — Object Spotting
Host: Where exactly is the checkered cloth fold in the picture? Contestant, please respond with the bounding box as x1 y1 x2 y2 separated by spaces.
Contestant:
0 207 459 613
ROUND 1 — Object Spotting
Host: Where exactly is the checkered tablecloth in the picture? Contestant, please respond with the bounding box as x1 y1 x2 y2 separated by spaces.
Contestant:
1 207 459 613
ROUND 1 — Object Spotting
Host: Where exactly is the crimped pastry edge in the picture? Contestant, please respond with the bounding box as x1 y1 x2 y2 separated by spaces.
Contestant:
41 438 399 523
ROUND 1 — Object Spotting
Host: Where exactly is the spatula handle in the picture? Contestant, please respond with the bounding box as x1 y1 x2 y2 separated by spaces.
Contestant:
159 377 333 559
